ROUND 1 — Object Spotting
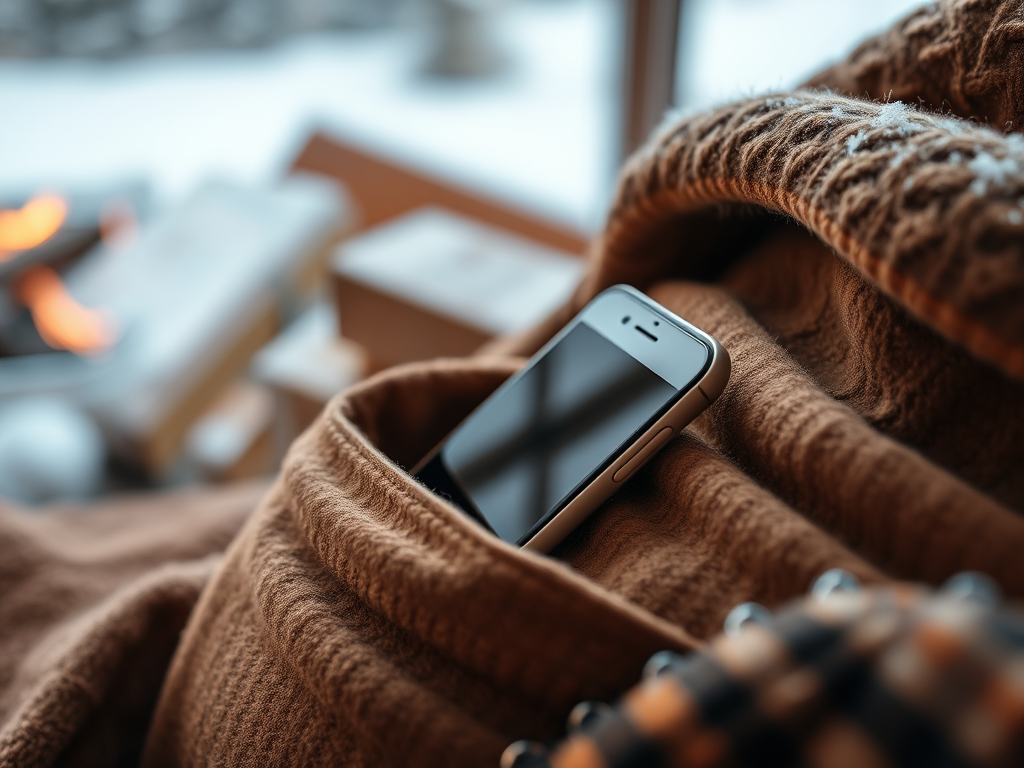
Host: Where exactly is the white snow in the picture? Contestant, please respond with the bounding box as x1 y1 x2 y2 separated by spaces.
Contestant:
870 101 918 137
968 151 1022 195
765 96 803 109
890 145 915 168
846 130 868 154
846 101 920 155
936 117 967 135
827 104 849 125
0 0 618 233
677 0 931 112
1007 209 1023 224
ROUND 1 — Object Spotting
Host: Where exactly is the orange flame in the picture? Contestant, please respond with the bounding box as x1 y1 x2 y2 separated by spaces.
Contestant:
0 195 68 261
17 266 118 356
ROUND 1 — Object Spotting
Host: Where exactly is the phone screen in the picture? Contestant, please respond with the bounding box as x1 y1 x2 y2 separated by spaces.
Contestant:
439 321 679 543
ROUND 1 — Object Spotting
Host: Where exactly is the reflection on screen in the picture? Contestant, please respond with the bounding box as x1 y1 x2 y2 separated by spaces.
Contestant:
442 322 676 543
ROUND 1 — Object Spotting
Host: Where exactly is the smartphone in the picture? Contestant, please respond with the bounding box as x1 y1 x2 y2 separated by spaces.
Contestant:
412 285 730 553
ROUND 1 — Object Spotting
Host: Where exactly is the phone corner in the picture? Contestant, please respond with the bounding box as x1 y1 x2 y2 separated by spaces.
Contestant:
698 337 731 404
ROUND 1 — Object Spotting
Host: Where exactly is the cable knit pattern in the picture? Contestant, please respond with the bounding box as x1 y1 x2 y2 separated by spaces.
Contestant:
584 91 1024 380
808 0 1024 129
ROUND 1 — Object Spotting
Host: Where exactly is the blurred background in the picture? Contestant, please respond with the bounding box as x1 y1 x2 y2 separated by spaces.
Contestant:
0 0 928 505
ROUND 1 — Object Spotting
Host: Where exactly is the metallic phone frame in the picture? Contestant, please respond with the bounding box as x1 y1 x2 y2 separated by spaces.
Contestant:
414 285 731 553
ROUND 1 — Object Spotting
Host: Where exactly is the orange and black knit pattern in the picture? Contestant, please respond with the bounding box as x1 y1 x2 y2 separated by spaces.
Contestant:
524 584 1024 768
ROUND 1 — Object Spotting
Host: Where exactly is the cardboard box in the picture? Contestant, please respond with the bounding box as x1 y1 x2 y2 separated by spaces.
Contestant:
63 178 354 475
251 302 367 452
331 207 583 369
184 380 276 483
291 132 589 255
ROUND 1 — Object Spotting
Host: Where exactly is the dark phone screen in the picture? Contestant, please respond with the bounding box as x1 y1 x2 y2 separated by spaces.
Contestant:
440 322 677 544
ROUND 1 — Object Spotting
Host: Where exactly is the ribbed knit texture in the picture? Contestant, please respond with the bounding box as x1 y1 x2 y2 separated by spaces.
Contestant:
144 360 699 767
0 483 265 767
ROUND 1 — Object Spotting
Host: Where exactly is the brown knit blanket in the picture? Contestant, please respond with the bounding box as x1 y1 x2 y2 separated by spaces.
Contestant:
3 1 1024 766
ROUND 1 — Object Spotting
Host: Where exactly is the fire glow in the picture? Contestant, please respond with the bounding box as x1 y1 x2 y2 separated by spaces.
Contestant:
0 195 68 260
17 266 118 356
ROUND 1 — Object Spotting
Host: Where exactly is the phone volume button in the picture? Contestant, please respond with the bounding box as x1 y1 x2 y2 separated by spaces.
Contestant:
612 427 674 483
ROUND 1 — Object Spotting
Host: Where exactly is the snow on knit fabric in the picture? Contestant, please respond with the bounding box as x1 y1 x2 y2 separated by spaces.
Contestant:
581 91 1024 380
808 0 1024 131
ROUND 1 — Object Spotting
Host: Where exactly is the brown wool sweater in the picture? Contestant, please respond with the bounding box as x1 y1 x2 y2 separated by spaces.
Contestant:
2 1 1024 766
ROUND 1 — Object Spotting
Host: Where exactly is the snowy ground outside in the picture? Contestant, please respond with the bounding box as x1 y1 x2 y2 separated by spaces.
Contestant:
0 0 931 234
678 0 930 111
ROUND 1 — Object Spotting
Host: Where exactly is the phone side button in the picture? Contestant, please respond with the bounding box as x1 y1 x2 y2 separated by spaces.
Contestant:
612 427 674 483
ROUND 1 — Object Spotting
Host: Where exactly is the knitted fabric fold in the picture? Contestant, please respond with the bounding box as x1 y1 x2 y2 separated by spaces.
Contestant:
580 91 1024 380
143 360 700 767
